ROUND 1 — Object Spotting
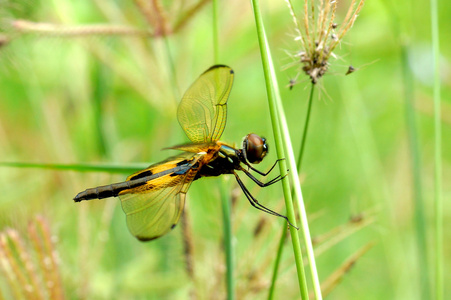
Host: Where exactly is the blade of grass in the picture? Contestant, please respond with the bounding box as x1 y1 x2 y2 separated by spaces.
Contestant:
267 224 287 299
91 58 109 157
268 83 315 299
163 36 180 105
400 42 430 298
220 179 234 300
297 84 315 171
250 0 312 298
180 208 195 279
271 27 323 300
383 2 430 295
429 0 442 298
213 0 219 64
251 2 323 298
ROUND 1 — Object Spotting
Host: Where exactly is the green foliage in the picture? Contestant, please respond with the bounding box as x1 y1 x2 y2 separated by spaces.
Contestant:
0 0 449 299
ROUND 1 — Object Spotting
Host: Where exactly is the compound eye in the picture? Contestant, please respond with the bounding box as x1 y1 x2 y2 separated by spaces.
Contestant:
243 133 268 164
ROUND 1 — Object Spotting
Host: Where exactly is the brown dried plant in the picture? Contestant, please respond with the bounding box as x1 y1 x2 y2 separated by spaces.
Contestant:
6 0 210 39
0 216 65 300
286 0 365 85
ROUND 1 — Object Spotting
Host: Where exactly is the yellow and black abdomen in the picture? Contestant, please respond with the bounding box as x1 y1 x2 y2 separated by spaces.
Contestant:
73 164 192 202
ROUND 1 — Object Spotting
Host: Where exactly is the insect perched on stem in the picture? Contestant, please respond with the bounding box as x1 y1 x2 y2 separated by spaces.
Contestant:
74 65 294 241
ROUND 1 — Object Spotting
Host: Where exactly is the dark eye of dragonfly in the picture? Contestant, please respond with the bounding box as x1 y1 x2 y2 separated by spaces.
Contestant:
242 133 268 164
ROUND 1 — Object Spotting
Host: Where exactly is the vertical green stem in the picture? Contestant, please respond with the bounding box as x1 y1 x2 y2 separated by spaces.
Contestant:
400 42 430 299
430 0 442 298
297 84 315 170
268 83 315 300
213 0 220 64
275 78 322 300
268 224 287 299
251 0 309 298
383 2 430 296
163 36 180 104
220 179 234 300
90 59 109 157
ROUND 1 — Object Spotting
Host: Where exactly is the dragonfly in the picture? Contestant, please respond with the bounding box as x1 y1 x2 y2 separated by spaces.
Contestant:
74 65 293 241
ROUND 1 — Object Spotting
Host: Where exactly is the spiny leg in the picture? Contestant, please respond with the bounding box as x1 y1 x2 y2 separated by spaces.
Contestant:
235 173 283 217
233 172 298 229
244 158 285 176
240 166 286 187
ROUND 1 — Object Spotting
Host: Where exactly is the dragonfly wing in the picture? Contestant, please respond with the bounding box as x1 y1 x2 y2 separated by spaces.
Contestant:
118 154 201 241
125 152 197 181
177 65 234 143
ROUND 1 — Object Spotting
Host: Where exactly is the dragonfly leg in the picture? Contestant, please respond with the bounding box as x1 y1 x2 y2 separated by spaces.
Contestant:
244 158 285 176
240 166 287 187
233 172 298 229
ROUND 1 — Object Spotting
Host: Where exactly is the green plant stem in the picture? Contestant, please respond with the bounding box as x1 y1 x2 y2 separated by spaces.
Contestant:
400 42 429 298
251 0 311 298
430 0 442 298
268 83 315 300
268 224 287 299
382 2 430 296
275 78 322 300
297 84 315 171
213 0 219 63
220 179 234 300
163 36 180 105
91 59 109 157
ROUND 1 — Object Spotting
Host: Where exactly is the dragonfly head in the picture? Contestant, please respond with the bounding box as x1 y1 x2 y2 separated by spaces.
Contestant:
242 133 268 164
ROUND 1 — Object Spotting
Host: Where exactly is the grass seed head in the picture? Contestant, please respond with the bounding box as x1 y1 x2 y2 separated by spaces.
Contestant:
286 0 365 85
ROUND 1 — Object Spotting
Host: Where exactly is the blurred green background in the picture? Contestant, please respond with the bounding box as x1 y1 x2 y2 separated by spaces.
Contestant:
0 0 449 299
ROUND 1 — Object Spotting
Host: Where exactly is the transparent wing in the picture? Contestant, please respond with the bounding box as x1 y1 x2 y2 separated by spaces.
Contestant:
118 154 201 241
177 65 234 143
125 152 196 182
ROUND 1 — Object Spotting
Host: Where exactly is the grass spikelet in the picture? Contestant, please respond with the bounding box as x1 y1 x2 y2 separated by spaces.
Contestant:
0 216 65 300
286 0 365 85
